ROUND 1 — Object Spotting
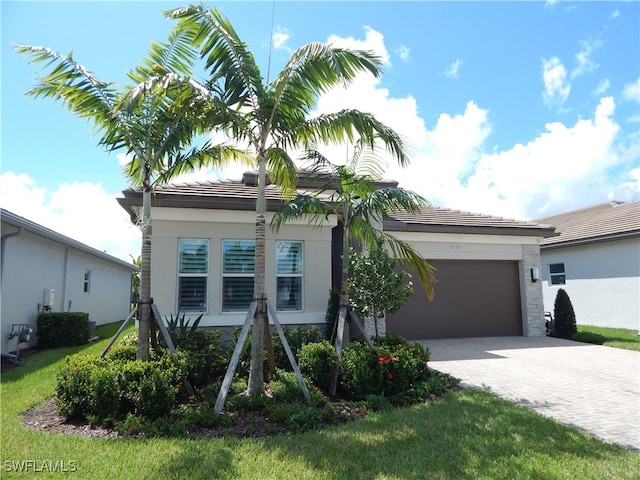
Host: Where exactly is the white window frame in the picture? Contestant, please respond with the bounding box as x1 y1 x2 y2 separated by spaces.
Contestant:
177 239 209 313
276 241 303 312
83 269 91 293
549 263 566 285
221 240 255 313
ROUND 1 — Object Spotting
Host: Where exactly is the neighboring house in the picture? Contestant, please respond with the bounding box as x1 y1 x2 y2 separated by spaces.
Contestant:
1 209 137 354
118 172 556 340
536 201 640 331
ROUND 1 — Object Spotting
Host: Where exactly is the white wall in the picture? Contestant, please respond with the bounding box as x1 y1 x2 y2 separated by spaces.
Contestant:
1 226 133 354
541 237 640 330
149 208 336 328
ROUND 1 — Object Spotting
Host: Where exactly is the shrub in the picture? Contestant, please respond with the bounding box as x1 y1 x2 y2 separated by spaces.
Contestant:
56 349 188 425
338 336 431 399
553 288 577 339
36 312 90 349
270 326 324 371
297 340 339 392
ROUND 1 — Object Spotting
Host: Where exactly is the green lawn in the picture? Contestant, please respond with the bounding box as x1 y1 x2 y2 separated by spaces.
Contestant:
574 325 640 351
2 324 638 479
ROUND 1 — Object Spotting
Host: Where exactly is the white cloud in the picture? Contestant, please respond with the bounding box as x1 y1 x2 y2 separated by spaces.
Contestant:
327 26 390 66
396 45 411 63
593 78 610 96
544 0 560 9
542 56 571 106
273 27 291 50
444 59 463 79
0 172 140 262
622 78 640 102
572 39 601 78
609 9 620 20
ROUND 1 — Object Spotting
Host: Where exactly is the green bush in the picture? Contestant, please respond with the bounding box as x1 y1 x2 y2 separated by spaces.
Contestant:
338 336 431 399
36 312 90 348
553 288 577 339
298 340 339 392
56 349 188 425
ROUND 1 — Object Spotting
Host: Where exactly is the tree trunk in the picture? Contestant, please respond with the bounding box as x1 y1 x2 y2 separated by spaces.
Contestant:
248 156 267 395
337 224 351 346
137 185 152 361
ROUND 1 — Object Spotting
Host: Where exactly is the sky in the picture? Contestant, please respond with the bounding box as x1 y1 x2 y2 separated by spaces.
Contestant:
2 1 639 262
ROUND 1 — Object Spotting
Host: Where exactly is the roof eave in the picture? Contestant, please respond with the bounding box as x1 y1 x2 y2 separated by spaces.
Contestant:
541 230 640 250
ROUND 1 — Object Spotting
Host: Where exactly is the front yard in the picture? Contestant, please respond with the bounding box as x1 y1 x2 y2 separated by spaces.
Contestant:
574 325 640 351
1 324 638 479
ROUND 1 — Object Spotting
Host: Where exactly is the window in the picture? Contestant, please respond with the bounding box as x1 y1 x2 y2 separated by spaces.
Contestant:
83 269 91 293
549 263 565 285
222 240 255 312
178 239 208 312
276 241 303 311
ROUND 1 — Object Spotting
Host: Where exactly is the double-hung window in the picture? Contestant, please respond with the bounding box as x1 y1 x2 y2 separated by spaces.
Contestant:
83 269 91 293
276 241 303 311
222 240 255 312
178 239 209 312
549 263 566 285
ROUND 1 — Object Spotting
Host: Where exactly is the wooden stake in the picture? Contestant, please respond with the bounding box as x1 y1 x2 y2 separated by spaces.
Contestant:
214 302 257 415
266 301 311 404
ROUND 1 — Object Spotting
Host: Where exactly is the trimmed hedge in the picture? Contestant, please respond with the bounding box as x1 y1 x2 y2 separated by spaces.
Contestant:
56 347 189 424
37 312 90 349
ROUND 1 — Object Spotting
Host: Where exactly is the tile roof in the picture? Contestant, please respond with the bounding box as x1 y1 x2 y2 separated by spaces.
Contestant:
384 205 557 237
118 174 556 237
535 201 640 247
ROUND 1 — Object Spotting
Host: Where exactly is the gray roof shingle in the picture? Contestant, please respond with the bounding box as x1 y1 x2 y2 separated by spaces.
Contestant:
536 201 640 248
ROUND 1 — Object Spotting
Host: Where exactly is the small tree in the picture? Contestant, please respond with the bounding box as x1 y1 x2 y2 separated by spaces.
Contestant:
349 239 414 341
553 288 577 339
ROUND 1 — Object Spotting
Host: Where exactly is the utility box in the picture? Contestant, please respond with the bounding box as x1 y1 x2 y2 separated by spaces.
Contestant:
43 288 55 308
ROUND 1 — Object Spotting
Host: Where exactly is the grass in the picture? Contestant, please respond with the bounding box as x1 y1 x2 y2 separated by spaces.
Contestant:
573 325 640 351
2 324 638 479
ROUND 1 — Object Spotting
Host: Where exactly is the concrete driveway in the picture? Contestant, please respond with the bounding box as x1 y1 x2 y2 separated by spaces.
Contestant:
418 336 640 452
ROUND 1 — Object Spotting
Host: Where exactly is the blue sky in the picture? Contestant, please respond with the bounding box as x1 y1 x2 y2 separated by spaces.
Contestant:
2 1 639 261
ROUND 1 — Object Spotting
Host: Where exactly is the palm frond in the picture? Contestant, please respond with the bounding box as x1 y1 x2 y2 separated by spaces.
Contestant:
131 24 198 80
271 43 382 115
271 195 336 232
378 233 437 300
166 4 264 108
155 143 252 185
13 44 119 134
289 110 410 167
265 147 298 199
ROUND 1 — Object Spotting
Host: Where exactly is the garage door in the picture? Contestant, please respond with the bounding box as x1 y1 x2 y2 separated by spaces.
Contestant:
387 260 522 339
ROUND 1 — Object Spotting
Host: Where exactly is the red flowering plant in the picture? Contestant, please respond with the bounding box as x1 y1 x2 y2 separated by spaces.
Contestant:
338 335 431 398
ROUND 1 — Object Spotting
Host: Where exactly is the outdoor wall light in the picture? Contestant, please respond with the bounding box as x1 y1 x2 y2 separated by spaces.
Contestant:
530 267 540 283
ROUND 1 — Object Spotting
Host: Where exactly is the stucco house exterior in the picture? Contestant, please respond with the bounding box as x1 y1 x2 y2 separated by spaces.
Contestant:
536 201 640 331
118 172 557 340
1 209 137 355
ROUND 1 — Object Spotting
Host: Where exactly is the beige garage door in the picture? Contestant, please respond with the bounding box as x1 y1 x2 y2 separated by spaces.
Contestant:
387 260 523 339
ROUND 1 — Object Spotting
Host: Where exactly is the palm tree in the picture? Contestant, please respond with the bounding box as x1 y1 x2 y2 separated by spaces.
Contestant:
14 25 246 360
272 140 436 351
168 4 412 394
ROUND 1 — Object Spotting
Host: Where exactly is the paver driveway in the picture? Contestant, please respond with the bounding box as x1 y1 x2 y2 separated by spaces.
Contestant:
418 336 640 452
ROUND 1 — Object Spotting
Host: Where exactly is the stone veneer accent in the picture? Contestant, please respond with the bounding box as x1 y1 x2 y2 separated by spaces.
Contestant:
522 244 546 337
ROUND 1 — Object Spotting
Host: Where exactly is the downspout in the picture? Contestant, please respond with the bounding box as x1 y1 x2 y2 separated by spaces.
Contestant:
1 227 23 284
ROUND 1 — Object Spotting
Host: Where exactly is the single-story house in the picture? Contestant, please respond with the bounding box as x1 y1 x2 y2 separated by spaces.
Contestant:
118 172 557 340
1 209 138 354
536 201 640 331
